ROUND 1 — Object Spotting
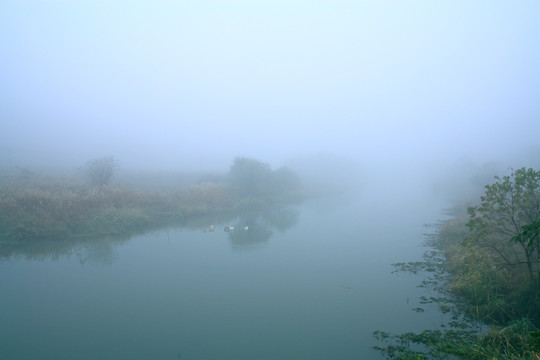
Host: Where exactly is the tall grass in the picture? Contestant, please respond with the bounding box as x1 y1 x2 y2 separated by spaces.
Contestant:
431 209 540 327
374 203 540 360
0 175 235 244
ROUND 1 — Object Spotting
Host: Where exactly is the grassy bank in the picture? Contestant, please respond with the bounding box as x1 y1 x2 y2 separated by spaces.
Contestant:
375 167 540 360
0 157 307 246
435 208 540 328
0 176 231 244
375 205 540 360
0 175 304 246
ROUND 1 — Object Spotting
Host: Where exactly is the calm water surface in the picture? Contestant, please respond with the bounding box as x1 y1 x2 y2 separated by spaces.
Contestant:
0 189 447 359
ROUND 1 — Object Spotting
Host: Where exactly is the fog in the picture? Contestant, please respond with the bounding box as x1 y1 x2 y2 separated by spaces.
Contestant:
1 1 540 189
3 4 540 358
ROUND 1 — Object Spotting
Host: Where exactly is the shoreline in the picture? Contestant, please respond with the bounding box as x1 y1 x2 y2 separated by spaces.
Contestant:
0 176 305 247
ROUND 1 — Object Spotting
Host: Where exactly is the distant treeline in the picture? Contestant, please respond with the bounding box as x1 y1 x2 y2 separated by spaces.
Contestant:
0 157 305 245
375 167 540 360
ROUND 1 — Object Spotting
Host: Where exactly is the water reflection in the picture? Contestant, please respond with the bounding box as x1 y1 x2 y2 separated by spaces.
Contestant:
225 205 299 250
0 203 300 260
227 222 273 250
75 239 118 265
0 234 130 264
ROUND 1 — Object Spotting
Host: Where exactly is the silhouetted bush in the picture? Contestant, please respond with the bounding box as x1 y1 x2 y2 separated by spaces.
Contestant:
84 156 117 187
229 157 273 197
228 157 301 199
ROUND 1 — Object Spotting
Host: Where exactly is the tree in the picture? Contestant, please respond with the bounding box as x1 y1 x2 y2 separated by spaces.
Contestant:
467 167 540 286
228 157 302 199
229 157 272 197
84 156 118 187
269 166 300 197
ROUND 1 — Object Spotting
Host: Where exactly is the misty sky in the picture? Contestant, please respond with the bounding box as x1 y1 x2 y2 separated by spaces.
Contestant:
1 1 539 172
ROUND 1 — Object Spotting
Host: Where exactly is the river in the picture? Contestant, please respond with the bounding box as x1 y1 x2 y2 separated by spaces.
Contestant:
0 186 448 359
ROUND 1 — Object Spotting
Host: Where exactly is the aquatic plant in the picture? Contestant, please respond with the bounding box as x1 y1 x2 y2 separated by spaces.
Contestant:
374 169 540 359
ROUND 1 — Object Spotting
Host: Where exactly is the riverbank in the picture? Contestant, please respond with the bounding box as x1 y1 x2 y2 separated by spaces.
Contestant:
375 203 540 360
0 174 304 246
431 205 539 359
435 208 540 328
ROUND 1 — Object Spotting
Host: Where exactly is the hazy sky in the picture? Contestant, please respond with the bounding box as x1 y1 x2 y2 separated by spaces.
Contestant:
1 1 539 172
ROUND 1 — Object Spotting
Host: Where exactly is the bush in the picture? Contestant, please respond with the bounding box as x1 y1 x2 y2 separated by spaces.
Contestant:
84 156 118 187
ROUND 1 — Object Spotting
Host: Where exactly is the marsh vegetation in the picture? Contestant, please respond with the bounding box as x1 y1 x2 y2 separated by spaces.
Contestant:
0 157 304 247
375 167 540 360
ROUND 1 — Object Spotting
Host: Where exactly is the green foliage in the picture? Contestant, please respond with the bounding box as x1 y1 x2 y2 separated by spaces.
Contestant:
467 167 540 283
514 220 540 249
375 168 540 359
471 318 540 359
464 167 540 324
374 328 477 360
375 320 540 360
